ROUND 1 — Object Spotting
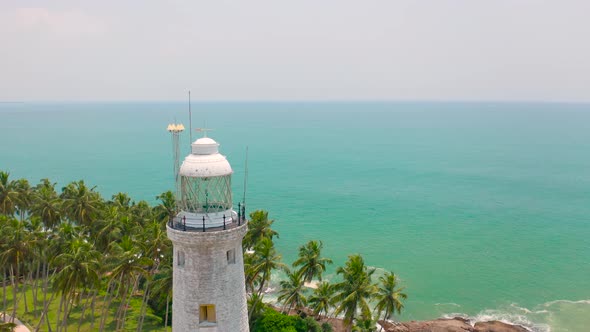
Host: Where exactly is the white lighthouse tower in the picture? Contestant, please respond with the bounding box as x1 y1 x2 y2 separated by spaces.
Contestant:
166 129 249 331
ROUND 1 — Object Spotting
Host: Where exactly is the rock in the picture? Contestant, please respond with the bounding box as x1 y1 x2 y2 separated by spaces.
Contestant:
379 317 475 332
474 321 529 332
378 318 529 332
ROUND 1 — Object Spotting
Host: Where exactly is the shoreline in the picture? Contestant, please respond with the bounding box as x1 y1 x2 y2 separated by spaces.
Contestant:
271 304 532 332
378 317 530 332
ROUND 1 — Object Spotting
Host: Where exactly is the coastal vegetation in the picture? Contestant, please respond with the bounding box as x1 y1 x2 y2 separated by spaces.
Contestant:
0 171 406 331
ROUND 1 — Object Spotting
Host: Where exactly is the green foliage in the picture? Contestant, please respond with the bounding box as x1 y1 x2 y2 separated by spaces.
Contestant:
0 172 173 331
293 240 333 283
0 321 17 332
308 281 335 317
277 268 307 313
374 271 407 322
253 309 300 332
321 322 334 332
304 316 323 332
333 254 378 330
253 308 324 332
352 317 378 332
243 210 279 249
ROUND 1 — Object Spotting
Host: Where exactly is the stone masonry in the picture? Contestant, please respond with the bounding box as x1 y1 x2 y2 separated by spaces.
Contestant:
167 222 249 332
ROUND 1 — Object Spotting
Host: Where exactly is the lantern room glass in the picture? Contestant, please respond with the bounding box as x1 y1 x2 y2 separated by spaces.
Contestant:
178 175 232 213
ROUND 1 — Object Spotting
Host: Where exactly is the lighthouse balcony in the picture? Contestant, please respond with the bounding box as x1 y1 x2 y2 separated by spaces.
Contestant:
170 209 244 232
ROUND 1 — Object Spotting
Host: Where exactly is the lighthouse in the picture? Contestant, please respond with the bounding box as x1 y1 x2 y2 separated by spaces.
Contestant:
166 129 249 331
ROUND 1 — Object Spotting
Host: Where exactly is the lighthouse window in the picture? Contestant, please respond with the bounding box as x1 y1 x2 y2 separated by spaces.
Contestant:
227 249 236 264
199 304 216 324
177 251 185 267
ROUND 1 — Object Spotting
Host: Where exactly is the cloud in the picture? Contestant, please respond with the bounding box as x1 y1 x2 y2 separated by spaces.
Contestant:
8 7 107 38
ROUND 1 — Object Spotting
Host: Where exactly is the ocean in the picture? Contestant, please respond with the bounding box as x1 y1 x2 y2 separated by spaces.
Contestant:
1 101 589 331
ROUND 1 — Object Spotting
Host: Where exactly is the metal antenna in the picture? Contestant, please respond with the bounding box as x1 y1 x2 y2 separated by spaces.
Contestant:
167 123 185 199
188 90 193 143
242 146 249 205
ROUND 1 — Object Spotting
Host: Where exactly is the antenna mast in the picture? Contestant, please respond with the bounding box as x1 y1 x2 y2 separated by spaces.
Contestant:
167 123 185 199
243 146 249 205
188 90 193 143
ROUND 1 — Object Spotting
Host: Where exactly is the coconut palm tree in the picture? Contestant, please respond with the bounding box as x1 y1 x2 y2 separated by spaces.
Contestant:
103 236 151 331
373 271 406 326
293 240 332 283
60 181 102 227
130 200 154 226
155 191 176 224
308 281 335 318
243 210 279 250
92 206 124 252
251 237 285 296
332 254 377 332
0 215 11 316
150 254 173 331
136 220 171 331
31 179 62 230
243 250 260 293
352 317 378 332
246 292 266 330
111 192 132 211
277 268 307 314
52 238 101 332
0 172 17 216
247 237 285 323
13 178 32 221
0 217 36 322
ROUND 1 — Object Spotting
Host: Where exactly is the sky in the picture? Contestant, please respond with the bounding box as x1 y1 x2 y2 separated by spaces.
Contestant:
1 0 589 102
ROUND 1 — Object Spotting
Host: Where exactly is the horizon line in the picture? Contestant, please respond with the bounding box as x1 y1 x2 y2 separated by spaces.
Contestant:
2 98 590 105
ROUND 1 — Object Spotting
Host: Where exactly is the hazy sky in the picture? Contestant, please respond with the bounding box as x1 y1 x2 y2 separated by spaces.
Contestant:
1 0 589 102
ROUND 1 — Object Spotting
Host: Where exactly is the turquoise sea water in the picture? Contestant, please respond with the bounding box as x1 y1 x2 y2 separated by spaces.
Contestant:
1 101 589 331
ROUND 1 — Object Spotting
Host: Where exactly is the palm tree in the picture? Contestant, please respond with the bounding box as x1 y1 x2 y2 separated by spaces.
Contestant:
13 178 32 221
243 251 260 294
352 317 378 332
131 200 154 226
0 217 36 322
111 192 132 211
293 240 332 283
150 254 172 331
52 238 101 332
0 215 11 316
243 210 279 250
92 206 129 252
308 281 335 318
155 191 176 224
60 181 102 227
332 254 377 332
251 238 285 296
137 220 170 331
0 172 18 216
31 179 62 230
248 237 285 322
373 271 406 326
102 236 151 331
277 268 307 314
246 292 266 330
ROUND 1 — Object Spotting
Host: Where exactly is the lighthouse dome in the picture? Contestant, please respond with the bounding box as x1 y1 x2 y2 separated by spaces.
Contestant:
178 137 233 178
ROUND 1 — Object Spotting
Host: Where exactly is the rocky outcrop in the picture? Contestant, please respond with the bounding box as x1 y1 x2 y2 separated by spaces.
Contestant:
378 317 529 332
379 317 474 332
473 321 529 332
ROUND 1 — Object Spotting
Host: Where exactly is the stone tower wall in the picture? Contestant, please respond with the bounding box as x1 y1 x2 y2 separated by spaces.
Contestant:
167 222 249 332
